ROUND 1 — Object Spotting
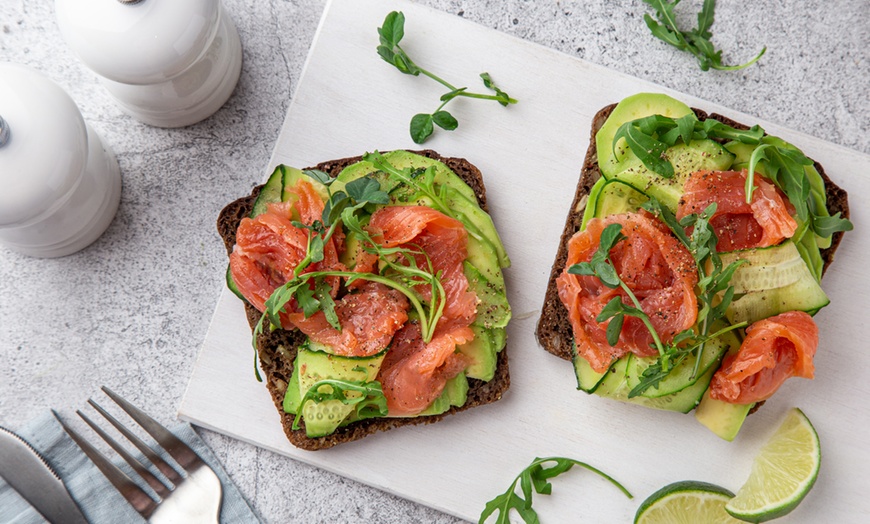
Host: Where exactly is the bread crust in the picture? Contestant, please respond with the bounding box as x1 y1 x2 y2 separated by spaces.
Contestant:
536 104 850 363
217 150 510 450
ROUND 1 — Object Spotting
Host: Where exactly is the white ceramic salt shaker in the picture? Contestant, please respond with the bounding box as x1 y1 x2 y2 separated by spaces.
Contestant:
0 63 122 258
55 0 243 128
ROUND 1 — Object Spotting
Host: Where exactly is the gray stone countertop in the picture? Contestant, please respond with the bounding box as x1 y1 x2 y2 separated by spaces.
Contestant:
0 1 867 522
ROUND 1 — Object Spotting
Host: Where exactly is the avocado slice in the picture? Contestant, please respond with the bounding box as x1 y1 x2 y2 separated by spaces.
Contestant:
694 390 754 442
595 93 694 177
605 139 735 212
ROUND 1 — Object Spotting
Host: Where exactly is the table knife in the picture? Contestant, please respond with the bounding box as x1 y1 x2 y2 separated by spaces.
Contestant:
0 425 89 524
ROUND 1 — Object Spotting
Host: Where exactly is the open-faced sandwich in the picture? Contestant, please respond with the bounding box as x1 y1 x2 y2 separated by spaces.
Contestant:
537 93 851 440
219 150 511 450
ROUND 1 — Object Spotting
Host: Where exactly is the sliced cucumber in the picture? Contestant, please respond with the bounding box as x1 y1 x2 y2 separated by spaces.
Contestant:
572 347 611 393
595 93 694 177
606 140 734 211
593 357 716 413
625 330 735 399
728 275 830 325
286 345 387 437
722 241 829 324
226 264 246 302
251 165 285 217
722 241 815 293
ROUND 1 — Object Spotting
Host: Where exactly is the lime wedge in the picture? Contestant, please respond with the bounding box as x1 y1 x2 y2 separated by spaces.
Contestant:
726 407 821 522
635 480 745 524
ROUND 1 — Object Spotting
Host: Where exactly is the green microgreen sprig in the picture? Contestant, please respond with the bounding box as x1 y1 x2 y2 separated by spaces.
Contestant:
611 112 853 240
642 0 766 71
479 456 632 524
292 379 388 431
377 11 517 143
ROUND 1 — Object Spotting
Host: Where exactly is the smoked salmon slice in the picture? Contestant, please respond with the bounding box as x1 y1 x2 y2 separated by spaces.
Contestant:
286 282 409 357
556 212 699 373
368 205 478 327
230 180 344 319
377 323 471 416
709 310 818 404
367 205 478 415
677 170 797 252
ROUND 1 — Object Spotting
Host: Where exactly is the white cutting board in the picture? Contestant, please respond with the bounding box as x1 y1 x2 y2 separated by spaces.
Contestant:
180 0 870 521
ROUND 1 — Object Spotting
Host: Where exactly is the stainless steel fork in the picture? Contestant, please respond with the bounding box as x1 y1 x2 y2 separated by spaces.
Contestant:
53 386 223 523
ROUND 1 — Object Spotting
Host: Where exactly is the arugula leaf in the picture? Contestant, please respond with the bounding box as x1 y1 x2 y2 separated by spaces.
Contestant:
377 11 516 143
642 0 766 71
479 457 632 524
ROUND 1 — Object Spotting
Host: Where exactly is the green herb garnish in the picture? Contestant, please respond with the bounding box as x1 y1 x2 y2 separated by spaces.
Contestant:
642 0 766 71
377 11 517 143
611 112 853 240
479 456 632 524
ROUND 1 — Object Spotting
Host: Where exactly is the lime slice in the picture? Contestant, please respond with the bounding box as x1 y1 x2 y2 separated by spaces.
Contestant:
635 480 745 524
726 407 821 522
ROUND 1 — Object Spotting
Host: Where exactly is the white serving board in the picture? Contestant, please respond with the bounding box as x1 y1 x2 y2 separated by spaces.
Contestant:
180 0 870 521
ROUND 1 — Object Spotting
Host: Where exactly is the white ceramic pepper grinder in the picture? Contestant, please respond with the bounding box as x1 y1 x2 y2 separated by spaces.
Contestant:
0 63 122 258
55 0 243 128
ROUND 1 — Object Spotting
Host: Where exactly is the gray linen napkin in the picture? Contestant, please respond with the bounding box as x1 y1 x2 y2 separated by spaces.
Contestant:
0 411 261 523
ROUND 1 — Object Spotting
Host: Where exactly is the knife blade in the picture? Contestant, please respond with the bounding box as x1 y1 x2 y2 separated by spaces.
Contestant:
0 425 89 524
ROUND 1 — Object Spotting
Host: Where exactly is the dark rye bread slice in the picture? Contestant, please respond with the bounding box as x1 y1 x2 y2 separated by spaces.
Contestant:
536 104 850 363
217 149 510 450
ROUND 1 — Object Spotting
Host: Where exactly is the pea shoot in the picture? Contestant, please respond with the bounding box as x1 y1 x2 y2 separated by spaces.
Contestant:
377 11 517 143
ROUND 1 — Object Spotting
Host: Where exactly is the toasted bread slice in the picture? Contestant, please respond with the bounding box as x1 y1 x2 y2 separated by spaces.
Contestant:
218 150 510 450
536 104 850 363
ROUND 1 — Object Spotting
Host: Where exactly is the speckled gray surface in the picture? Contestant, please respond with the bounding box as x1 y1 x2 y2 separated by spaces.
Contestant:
0 1 867 522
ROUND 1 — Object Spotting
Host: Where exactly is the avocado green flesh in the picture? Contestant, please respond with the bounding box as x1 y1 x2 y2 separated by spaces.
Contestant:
460 326 497 381
694 390 753 441
604 140 735 211
596 93 694 177
581 178 650 230
412 373 469 417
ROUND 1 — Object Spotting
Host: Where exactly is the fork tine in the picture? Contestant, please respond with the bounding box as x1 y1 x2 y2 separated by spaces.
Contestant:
77 409 173 499
102 386 203 471
88 398 184 485
52 410 158 519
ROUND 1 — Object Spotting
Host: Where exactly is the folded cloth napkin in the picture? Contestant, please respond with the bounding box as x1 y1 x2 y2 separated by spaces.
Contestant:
0 411 261 523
